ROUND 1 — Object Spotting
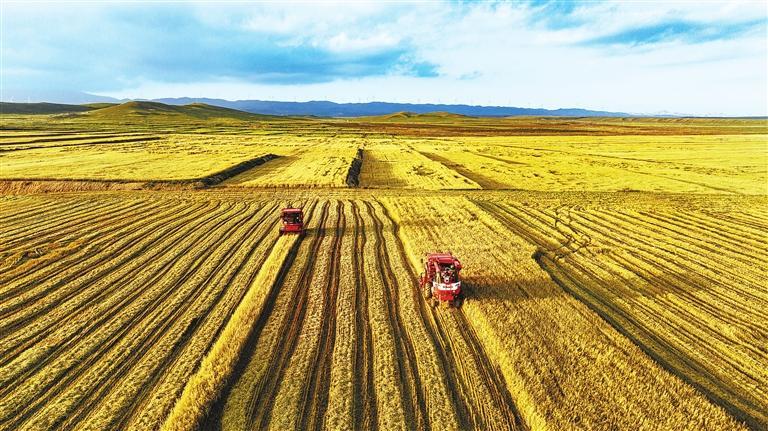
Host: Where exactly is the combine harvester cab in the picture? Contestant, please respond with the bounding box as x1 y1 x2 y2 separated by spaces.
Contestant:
420 252 463 307
279 208 305 235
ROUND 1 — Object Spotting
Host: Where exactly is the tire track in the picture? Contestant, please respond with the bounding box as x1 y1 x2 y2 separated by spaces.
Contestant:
298 201 346 431
379 200 525 431
350 204 377 430
363 201 429 431
245 202 331 429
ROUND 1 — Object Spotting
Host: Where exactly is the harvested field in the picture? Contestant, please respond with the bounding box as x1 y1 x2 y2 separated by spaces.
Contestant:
2 113 766 431
0 195 283 430
479 199 768 428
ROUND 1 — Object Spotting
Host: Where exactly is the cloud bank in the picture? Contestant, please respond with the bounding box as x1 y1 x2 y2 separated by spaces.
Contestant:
2 1 766 115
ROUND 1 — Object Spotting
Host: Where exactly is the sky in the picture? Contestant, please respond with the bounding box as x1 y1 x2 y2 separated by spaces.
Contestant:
2 1 767 116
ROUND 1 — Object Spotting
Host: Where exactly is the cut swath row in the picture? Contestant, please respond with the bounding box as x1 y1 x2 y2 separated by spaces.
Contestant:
0 200 285 431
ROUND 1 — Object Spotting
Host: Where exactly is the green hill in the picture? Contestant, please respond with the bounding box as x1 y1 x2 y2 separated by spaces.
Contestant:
360 110 473 122
85 101 272 121
83 102 119 109
0 102 95 115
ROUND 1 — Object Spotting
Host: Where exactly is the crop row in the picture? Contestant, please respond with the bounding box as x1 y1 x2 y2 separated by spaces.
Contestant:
216 199 522 430
0 196 284 430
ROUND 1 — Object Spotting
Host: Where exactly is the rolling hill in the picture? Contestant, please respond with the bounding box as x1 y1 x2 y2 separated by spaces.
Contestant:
0 102 95 115
84 101 269 121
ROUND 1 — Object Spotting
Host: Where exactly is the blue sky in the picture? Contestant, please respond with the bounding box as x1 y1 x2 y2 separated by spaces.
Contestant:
2 1 766 115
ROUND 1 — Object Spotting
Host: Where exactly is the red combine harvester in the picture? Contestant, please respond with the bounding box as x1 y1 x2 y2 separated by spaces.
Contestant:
420 252 463 307
279 208 305 235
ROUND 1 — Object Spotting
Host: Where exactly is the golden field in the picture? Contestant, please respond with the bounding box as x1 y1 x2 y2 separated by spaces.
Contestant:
0 107 766 430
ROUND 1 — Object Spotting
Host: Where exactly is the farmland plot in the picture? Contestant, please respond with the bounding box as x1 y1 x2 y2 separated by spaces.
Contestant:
385 196 746 431
217 199 524 431
359 142 480 189
412 135 767 193
0 194 284 431
224 143 361 188
480 199 768 428
0 134 280 182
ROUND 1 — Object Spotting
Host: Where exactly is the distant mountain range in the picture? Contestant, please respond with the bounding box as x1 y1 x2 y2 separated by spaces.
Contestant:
0 93 632 117
0 99 631 118
151 97 630 117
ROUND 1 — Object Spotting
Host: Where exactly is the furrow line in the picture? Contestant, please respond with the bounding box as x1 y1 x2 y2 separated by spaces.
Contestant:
4 204 256 429
244 202 331 429
363 201 428 431
298 202 346 431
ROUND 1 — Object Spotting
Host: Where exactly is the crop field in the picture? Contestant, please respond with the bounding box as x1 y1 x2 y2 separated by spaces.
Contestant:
1 112 766 431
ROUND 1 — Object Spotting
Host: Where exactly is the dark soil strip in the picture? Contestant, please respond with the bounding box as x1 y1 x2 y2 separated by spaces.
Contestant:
345 148 364 187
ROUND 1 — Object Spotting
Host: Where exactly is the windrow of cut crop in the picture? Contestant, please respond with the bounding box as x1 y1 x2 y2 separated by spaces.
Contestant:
0 201 253 430
160 233 300 431
345 148 364 187
219 201 329 431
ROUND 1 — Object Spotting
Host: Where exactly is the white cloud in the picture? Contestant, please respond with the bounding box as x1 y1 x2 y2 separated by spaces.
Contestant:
6 0 768 115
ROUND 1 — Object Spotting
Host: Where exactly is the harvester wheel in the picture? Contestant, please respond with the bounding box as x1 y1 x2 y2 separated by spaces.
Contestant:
422 281 432 299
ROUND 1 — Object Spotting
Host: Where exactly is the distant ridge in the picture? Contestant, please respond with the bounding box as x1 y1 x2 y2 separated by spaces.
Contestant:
0 102 94 115
85 101 269 120
152 97 631 117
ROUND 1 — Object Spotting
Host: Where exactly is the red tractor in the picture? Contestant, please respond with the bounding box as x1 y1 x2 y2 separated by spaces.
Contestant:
420 252 463 307
279 208 305 235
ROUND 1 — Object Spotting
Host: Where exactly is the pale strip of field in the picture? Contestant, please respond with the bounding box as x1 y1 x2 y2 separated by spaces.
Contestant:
0 134 276 181
224 144 360 188
485 200 768 428
359 143 480 189
161 233 298 431
411 134 768 193
385 196 746 431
